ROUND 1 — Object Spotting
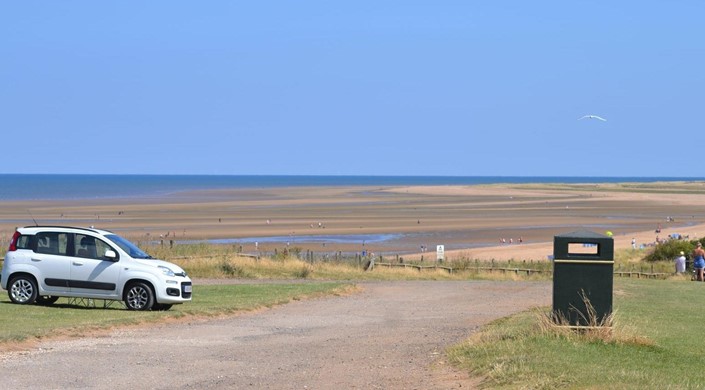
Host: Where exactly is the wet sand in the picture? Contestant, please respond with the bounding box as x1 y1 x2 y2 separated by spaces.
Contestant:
2 182 705 260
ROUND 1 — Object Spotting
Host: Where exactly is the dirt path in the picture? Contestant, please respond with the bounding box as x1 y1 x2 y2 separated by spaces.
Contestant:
0 281 550 389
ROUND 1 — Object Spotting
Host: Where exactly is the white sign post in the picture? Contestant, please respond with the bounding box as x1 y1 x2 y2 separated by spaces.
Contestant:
436 245 445 263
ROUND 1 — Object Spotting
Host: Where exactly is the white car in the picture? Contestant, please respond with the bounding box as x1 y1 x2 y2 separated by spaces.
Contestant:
1 226 192 311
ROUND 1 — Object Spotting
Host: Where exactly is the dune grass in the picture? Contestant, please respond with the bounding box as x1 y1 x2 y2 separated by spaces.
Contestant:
162 245 680 282
447 278 704 389
137 240 681 280
136 241 556 280
172 253 556 281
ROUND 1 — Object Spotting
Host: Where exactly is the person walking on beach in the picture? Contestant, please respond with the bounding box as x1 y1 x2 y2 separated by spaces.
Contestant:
692 243 705 281
675 251 686 273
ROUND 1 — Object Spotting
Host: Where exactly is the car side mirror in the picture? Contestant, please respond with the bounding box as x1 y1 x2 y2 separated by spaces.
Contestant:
104 250 118 261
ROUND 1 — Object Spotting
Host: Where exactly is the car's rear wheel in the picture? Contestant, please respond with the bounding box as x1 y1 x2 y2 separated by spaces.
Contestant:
36 295 60 305
124 282 154 311
8 275 38 305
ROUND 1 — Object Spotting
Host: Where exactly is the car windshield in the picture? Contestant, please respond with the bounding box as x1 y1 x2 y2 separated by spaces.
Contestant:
105 234 153 259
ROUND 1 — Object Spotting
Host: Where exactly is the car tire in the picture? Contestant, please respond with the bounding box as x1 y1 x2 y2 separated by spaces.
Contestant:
151 303 173 311
124 282 154 311
36 295 60 305
8 275 38 305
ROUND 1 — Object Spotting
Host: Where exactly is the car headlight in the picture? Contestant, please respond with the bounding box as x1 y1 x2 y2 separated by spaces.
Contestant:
158 266 175 277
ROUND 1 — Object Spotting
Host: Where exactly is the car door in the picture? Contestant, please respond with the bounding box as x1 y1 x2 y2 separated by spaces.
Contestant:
33 231 71 294
69 234 122 298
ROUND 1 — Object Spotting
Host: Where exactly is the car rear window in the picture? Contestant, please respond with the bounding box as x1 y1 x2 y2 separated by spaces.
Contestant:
15 234 32 250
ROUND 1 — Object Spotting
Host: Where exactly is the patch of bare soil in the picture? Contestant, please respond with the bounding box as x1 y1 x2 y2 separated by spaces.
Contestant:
0 281 550 389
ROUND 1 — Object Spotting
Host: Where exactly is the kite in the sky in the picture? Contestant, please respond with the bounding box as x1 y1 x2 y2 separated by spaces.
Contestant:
579 115 607 122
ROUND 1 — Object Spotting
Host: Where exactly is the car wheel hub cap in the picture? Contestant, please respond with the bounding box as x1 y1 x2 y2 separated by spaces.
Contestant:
11 280 33 303
127 287 148 309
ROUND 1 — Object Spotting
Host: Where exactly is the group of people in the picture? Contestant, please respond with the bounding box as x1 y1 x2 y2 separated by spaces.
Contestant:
671 243 705 279
677 242 705 280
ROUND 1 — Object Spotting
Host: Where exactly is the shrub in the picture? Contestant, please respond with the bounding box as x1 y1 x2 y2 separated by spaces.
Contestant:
295 265 312 279
219 259 249 277
643 238 703 262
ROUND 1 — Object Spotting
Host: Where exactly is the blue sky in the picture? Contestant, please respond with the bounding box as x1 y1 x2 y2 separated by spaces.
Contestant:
2 1 703 176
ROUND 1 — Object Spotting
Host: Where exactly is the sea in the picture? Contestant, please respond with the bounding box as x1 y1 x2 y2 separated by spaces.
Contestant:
0 174 703 201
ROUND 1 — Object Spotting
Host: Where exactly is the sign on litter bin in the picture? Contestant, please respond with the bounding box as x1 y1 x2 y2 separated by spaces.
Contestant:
552 230 614 327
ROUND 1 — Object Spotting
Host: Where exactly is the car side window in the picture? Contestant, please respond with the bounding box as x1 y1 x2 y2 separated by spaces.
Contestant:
35 232 69 255
75 234 115 261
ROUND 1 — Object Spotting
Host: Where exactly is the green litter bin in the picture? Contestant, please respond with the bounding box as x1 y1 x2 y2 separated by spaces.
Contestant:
552 230 614 327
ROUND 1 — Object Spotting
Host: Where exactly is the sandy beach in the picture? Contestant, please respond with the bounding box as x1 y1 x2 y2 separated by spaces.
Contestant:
2 182 705 261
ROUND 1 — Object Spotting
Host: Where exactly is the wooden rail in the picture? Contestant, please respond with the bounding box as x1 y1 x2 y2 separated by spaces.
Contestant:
613 271 671 279
170 253 260 260
475 267 547 275
373 263 550 276
372 262 679 279
374 262 454 274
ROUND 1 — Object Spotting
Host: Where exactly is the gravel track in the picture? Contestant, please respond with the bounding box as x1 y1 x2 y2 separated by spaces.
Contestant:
1 281 550 389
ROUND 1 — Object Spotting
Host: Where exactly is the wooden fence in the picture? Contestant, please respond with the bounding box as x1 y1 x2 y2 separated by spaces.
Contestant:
373 262 455 274
0 256 680 280
613 271 671 279
372 261 679 279
373 261 548 276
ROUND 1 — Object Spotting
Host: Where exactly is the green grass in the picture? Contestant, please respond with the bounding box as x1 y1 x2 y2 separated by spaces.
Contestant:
447 278 705 389
0 282 350 343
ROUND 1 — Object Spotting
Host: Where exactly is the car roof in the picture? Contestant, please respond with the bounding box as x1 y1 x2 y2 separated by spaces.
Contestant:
18 226 114 235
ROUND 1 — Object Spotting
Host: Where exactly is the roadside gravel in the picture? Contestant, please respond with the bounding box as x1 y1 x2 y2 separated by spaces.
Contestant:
1 280 550 389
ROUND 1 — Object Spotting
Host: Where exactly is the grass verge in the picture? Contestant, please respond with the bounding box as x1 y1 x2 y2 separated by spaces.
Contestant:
0 282 351 345
447 278 703 389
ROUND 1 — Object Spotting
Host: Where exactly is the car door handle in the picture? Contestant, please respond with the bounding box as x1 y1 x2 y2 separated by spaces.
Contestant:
31 258 42 262
72 261 84 266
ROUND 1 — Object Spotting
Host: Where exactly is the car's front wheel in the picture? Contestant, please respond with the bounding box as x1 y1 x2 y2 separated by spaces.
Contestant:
8 275 38 305
124 282 154 311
